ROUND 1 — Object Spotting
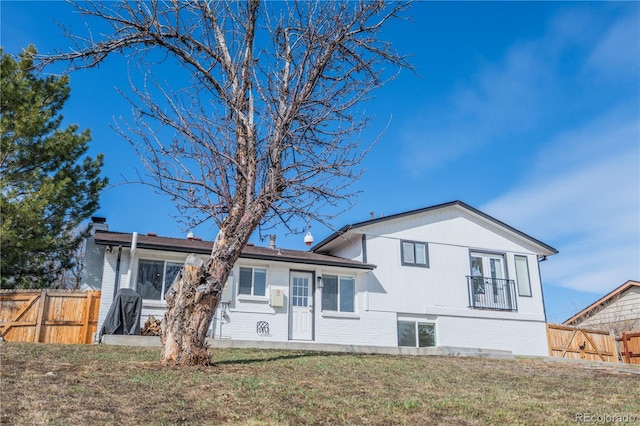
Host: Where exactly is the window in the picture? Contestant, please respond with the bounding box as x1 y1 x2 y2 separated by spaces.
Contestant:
468 251 517 310
397 321 435 347
401 240 429 267
137 259 183 300
322 275 355 313
515 255 532 297
291 275 310 307
238 266 267 297
470 252 506 296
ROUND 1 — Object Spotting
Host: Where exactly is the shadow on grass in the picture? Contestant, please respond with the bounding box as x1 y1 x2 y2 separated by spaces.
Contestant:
212 350 346 366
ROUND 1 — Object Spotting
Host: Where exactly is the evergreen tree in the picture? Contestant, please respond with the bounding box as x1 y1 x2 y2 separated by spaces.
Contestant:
0 46 107 289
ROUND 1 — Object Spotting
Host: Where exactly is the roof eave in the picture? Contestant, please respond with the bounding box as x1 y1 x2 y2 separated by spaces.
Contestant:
94 233 375 271
239 252 375 270
311 200 559 256
563 280 640 325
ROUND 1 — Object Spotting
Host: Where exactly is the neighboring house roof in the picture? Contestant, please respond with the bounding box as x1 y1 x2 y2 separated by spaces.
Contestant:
563 280 640 325
311 200 558 256
94 231 375 270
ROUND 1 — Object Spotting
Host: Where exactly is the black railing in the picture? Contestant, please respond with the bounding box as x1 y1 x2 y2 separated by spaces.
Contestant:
467 276 517 311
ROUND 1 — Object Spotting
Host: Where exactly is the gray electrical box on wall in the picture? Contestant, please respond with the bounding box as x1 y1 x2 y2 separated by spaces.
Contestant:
270 288 284 307
220 275 233 304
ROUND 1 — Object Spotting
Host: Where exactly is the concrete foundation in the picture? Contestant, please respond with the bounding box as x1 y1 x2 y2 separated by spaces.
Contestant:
100 334 514 359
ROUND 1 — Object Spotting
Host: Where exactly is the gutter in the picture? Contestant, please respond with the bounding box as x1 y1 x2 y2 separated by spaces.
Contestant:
239 252 376 270
95 233 374 271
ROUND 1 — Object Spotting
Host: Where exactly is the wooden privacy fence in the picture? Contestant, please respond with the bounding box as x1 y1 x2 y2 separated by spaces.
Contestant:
546 323 618 363
617 331 640 365
0 290 100 344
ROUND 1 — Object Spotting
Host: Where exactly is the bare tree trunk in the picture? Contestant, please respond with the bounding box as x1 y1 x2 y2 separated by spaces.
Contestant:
161 219 259 365
161 254 218 365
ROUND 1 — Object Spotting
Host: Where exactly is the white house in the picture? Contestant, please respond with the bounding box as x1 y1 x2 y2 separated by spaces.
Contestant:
85 201 557 356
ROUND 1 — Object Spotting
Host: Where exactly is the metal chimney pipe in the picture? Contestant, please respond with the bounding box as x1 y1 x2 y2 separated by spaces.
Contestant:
269 235 276 249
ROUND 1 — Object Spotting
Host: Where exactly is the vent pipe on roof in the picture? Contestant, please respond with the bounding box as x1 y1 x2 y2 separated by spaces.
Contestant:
269 235 276 249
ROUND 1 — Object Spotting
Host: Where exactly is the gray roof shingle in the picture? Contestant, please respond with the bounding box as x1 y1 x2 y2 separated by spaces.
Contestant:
94 231 375 270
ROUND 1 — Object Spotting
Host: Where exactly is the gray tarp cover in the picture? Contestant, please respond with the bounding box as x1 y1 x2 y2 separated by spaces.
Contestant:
100 288 142 336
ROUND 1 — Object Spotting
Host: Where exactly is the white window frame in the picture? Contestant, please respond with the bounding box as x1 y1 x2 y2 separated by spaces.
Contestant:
237 266 268 297
400 240 429 267
397 321 436 348
514 255 532 297
136 259 183 301
321 274 356 313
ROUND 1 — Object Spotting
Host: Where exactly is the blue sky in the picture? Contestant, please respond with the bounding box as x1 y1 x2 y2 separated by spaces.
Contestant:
2 1 638 323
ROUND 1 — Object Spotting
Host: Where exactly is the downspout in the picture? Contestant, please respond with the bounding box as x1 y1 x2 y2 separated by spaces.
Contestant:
131 231 139 257
361 235 369 311
361 234 367 263
113 245 123 301
537 255 549 322
125 232 139 289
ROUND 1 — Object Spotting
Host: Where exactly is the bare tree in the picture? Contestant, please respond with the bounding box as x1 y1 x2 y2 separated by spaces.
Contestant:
53 229 86 290
41 0 412 365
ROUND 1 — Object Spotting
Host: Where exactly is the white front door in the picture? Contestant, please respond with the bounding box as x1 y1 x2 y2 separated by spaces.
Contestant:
289 271 313 340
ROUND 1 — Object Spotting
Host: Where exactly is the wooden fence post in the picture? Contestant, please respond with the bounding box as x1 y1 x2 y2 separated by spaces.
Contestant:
82 291 95 344
610 331 619 363
621 332 631 364
33 289 48 343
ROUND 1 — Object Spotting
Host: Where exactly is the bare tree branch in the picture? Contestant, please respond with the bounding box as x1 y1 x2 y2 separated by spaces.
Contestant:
41 0 413 364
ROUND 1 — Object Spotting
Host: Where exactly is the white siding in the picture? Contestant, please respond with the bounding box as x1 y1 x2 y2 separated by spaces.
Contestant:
357 210 546 319
94 203 552 356
358 207 542 256
331 238 364 262
324 205 549 356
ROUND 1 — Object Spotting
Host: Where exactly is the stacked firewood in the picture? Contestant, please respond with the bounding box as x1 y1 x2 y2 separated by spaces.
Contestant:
141 316 162 336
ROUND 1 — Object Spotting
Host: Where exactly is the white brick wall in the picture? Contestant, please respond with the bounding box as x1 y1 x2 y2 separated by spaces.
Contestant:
436 315 548 356
80 238 105 290
96 249 130 334
314 310 397 346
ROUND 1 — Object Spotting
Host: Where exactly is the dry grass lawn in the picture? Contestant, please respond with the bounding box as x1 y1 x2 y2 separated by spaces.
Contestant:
1 341 639 425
